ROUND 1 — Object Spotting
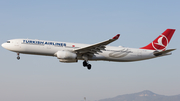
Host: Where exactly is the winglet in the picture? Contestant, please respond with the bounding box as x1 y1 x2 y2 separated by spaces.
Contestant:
112 34 120 40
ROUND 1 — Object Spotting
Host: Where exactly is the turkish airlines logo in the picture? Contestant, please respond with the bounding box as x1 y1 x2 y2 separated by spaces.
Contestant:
152 35 168 50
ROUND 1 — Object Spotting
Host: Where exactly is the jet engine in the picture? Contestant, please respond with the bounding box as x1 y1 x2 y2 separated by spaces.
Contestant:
55 51 78 63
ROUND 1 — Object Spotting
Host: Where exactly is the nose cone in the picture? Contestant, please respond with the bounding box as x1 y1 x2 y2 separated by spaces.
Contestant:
1 43 9 50
1 43 5 48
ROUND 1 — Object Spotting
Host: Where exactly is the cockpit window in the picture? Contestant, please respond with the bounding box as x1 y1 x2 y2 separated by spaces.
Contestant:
7 41 10 43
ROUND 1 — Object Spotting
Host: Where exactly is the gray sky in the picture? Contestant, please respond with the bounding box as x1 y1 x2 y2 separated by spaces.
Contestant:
0 0 180 101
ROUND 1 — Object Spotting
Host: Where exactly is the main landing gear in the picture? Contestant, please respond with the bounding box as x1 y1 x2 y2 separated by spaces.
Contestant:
17 53 20 60
83 60 91 70
82 55 92 70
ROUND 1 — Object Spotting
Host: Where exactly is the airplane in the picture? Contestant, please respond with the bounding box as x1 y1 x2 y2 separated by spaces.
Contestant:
1 29 176 70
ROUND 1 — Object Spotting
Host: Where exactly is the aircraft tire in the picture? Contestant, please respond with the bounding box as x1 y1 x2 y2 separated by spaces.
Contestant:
83 61 88 67
87 64 91 70
17 56 20 60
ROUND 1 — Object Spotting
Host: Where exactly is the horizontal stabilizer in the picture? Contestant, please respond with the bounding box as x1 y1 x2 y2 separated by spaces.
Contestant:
153 49 176 56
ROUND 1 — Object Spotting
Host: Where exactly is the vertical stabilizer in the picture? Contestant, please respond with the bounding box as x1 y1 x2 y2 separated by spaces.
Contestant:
140 29 175 51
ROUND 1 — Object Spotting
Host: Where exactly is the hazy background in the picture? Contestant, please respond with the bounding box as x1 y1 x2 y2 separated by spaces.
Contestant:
0 0 180 101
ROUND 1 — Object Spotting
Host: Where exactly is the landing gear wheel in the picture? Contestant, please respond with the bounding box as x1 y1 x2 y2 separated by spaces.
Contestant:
17 56 20 60
87 64 91 70
83 61 88 67
17 53 20 60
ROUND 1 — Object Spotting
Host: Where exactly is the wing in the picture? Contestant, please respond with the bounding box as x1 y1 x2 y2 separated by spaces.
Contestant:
74 34 120 56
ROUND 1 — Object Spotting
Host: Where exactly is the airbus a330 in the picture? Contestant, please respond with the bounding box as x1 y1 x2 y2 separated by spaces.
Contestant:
2 29 176 70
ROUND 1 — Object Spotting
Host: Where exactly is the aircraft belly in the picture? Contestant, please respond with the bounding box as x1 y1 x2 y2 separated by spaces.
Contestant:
88 54 107 61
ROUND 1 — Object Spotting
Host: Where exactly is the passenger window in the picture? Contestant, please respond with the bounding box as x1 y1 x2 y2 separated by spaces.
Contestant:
7 41 10 43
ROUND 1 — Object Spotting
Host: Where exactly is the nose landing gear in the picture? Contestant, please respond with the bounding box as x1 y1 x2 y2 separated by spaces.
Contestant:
17 53 20 60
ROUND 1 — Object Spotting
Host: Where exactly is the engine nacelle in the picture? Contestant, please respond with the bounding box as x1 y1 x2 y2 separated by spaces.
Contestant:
56 51 77 59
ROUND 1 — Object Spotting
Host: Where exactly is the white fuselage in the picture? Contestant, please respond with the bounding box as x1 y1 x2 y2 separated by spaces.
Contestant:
2 39 157 62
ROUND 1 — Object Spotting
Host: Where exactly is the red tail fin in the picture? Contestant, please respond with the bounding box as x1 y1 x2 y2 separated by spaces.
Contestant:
140 29 175 51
